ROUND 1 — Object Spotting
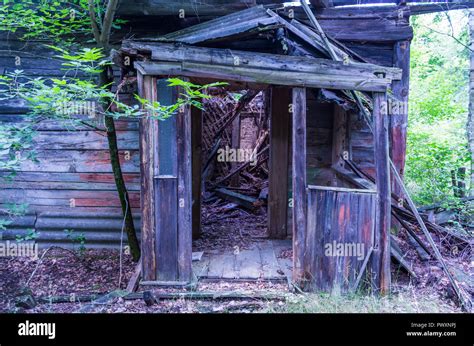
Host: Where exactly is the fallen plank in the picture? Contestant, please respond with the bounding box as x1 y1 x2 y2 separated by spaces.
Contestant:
392 211 434 259
37 294 104 304
126 262 142 293
75 290 129 313
124 290 286 301
406 232 431 262
390 238 417 279
214 188 258 210
37 289 286 304
212 145 269 187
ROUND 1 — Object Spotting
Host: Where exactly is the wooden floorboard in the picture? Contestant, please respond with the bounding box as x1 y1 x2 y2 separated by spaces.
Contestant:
221 253 237 279
259 241 284 279
236 245 262 279
272 239 293 279
192 240 293 281
193 253 210 277
207 252 226 278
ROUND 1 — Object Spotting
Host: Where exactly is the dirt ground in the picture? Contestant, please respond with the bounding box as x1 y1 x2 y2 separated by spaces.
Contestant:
0 208 471 313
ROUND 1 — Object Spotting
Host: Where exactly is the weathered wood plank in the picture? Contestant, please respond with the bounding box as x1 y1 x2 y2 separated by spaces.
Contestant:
11 149 139 173
215 188 258 210
207 253 226 279
0 175 139 191
236 246 262 279
30 131 138 150
176 82 192 282
137 37 401 78
0 189 140 208
135 60 393 92
371 92 391 294
320 17 412 42
390 40 410 201
272 239 293 278
292 87 307 285
304 188 376 293
268 86 291 239
139 73 157 281
0 114 139 131
259 241 283 279
0 171 140 184
155 177 178 281
192 252 210 277
221 253 238 279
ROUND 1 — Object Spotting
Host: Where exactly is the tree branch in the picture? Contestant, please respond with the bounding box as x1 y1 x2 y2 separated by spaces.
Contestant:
420 21 472 52
88 0 102 44
99 0 120 48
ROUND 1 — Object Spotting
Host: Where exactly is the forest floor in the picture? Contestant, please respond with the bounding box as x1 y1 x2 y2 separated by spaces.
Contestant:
0 203 471 313
0 245 462 313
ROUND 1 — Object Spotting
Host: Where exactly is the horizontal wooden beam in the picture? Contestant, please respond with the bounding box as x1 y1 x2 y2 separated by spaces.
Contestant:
126 41 401 80
307 185 376 194
135 60 392 92
127 42 400 92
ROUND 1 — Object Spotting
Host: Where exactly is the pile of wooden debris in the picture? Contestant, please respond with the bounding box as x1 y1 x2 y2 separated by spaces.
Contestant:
201 89 270 214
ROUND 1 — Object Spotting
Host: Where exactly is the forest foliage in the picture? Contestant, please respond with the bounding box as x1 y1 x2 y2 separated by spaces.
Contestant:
406 10 471 206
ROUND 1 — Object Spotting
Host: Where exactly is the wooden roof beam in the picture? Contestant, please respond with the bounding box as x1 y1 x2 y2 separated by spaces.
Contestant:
126 41 401 92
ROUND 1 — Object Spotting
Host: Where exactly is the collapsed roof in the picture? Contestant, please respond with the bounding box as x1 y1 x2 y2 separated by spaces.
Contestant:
132 6 373 62
119 6 400 104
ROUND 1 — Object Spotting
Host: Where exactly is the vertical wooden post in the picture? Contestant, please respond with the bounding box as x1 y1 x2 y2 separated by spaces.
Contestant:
291 87 307 285
268 86 291 239
138 73 157 281
391 40 410 199
191 106 203 240
372 92 391 295
148 78 192 283
155 79 179 281
177 94 192 282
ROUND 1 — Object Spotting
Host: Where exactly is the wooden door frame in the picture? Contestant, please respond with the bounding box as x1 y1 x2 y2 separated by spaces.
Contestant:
137 70 391 291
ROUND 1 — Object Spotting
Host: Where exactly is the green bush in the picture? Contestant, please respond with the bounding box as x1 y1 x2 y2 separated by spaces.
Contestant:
406 12 471 206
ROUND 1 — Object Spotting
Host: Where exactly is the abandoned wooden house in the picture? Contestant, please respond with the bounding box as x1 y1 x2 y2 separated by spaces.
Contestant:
1 0 470 295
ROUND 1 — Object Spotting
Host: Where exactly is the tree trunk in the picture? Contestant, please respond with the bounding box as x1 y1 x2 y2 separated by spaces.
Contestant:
99 67 141 261
86 0 140 261
469 11 474 196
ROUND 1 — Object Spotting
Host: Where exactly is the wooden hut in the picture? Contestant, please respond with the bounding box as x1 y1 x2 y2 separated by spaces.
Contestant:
0 0 470 294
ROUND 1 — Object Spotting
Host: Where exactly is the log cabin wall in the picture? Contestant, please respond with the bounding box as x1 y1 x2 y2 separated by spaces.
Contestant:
0 6 412 248
0 31 144 248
